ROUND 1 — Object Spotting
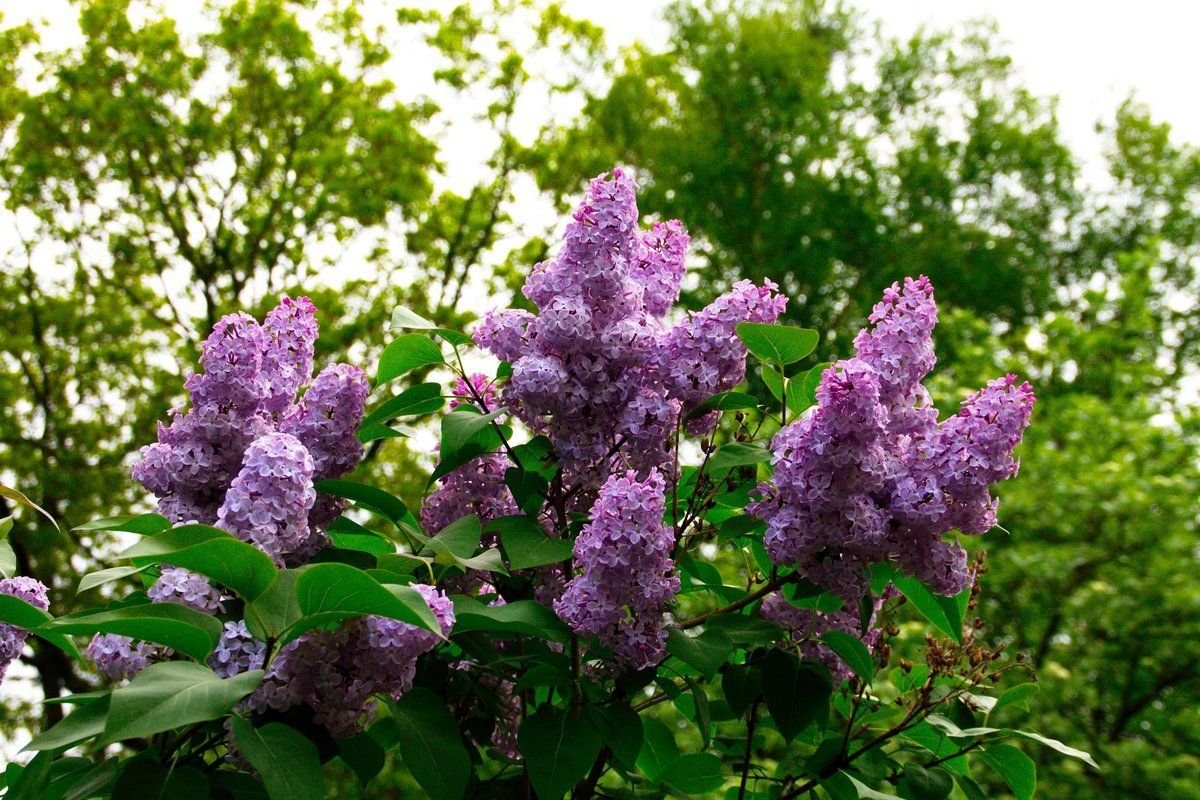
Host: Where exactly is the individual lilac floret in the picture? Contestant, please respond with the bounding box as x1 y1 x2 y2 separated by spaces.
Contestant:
554 469 678 669
247 585 454 738
760 593 881 684
421 452 517 535
147 567 224 614
208 621 266 679
852 276 939 436
654 278 787 425
750 277 1035 605
0 577 49 681
217 432 316 565
260 296 319 415
87 634 164 682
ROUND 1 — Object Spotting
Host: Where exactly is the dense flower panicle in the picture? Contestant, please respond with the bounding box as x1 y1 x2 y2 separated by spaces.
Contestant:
247 585 454 738
87 634 164 682
554 469 679 669
476 170 781 491
260 296 319 415
654 278 787 420
208 621 266 679
184 313 268 414
147 567 224 613
134 297 365 562
421 452 517 535
760 593 881 684
281 363 368 481
751 277 1034 605
633 220 690 317
0 577 49 681
852 276 939 437
217 432 317 565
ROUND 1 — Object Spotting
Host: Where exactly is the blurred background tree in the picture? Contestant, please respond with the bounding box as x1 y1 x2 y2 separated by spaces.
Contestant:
1 0 1197 797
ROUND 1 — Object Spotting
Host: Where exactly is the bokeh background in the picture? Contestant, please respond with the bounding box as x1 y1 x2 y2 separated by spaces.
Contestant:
0 1 1197 797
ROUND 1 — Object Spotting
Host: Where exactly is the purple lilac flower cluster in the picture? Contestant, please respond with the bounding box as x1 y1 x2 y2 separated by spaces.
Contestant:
246 584 455 737
751 277 1035 625
131 296 366 560
0 577 49 681
475 169 784 488
90 298 372 687
554 469 679 669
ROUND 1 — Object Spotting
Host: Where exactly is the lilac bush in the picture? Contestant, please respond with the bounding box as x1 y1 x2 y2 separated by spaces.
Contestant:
0 168 1094 800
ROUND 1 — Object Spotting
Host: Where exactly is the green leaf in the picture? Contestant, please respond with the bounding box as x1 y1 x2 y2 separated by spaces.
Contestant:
287 563 443 643
231 717 324 800
376 334 444 385
722 663 763 719
821 771 899 799
897 764 953 800
102 662 263 744
73 514 171 536
337 732 386 787
389 688 470 800
0 483 60 531
762 649 833 741
1008 730 1098 769
704 613 785 647
0 595 81 659
122 525 277 601
421 515 506 574
111 761 209 800
707 442 772 472
243 570 302 641
356 423 408 443
520 705 602 800
990 683 1040 719
5 751 55 800
314 480 413 527
389 305 438 330
0 524 14 579
658 752 724 794
820 630 875 681
888 569 968 643
451 596 571 642
666 627 734 678
58 759 120 800
736 322 819 365
686 391 760 420
761 364 784 401
46 601 221 662
362 382 445 427
978 744 1036 800
586 703 643 768
25 695 111 751
493 515 573 570
76 565 153 595
635 719 679 782
441 406 508 455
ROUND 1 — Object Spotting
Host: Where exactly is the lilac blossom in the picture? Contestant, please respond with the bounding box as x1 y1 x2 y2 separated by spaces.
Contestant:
260 296 319 415
475 169 780 489
247 585 455 737
87 634 164 682
653 278 787 427
147 567 224 614
208 620 266 679
0 577 49 681
421 452 517 535
216 432 317 565
751 277 1034 605
554 469 678 669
